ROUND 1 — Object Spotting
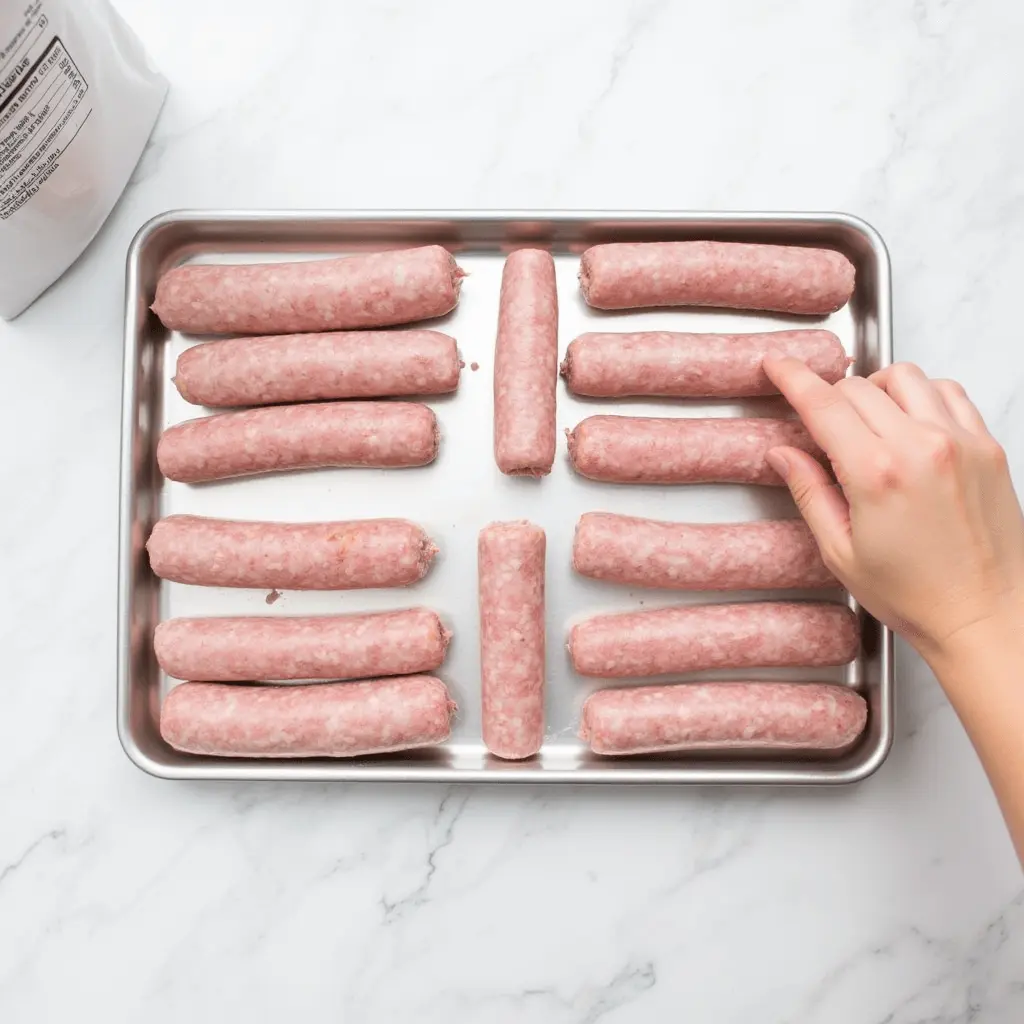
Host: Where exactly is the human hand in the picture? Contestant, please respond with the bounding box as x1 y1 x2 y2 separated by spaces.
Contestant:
762 358 1024 665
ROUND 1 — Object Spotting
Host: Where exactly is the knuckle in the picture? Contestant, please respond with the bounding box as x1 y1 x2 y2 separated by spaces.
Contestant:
888 361 922 382
976 435 1008 469
935 379 967 401
860 451 902 493
920 428 959 471
833 376 863 396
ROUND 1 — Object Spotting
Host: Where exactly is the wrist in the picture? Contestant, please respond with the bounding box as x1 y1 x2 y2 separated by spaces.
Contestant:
921 594 1024 684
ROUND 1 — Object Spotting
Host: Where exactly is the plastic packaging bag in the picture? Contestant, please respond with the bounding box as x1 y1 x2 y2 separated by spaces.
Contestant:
0 0 166 317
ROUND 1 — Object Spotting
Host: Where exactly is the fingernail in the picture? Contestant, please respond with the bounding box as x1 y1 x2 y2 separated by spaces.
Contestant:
765 449 790 481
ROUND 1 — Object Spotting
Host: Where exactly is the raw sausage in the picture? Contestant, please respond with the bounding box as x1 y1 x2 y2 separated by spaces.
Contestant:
566 416 824 486
147 515 437 590
579 241 855 315
572 513 834 590
157 402 438 483
155 608 450 682
579 682 868 755
569 601 860 677
493 250 558 476
561 330 849 398
478 521 546 759
174 330 460 407
152 246 464 335
160 676 456 758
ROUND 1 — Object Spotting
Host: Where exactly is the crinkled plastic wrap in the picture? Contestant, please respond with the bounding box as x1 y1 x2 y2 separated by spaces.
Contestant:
0 0 166 317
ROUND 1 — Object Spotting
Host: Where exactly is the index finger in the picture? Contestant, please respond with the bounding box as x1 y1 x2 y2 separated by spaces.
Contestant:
763 355 878 463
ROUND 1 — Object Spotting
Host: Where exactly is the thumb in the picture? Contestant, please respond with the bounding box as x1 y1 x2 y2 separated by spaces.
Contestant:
766 446 852 567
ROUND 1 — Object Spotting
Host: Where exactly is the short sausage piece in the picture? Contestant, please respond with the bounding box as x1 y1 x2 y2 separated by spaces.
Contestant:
569 601 860 678
566 416 824 486
157 402 438 483
155 608 451 682
561 330 849 398
572 513 834 590
174 330 461 407
147 515 437 590
579 682 868 755
478 521 546 759
493 250 558 476
152 246 464 335
579 241 855 315
160 676 456 758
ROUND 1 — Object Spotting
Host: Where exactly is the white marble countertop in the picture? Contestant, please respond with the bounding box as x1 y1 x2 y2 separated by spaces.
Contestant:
1 1 1022 1020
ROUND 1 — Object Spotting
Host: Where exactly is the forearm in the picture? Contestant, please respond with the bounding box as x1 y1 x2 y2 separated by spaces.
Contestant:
925 611 1024 864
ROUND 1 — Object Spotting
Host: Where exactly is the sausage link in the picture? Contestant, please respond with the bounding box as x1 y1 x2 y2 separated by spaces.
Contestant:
579 241 855 314
174 330 460 407
160 676 456 758
493 250 558 476
478 521 546 759
572 513 834 590
152 246 464 335
569 601 860 678
561 330 849 398
147 515 437 590
157 402 438 483
155 608 450 681
566 415 823 486
580 682 868 755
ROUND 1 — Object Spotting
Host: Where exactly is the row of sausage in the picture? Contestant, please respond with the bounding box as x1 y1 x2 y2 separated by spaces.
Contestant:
147 512 835 592
161 675 866 761
163 319 844 412
152 513 867 760
158 388 835 486
152 239 854 338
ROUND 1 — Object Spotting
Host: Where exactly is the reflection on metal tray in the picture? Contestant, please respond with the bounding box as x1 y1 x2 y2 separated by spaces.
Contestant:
118 211 893 783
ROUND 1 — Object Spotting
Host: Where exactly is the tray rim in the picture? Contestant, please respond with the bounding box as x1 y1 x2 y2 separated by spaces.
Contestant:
118 208 894 784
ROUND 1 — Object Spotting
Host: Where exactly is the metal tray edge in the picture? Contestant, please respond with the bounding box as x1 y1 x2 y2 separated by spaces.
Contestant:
117 209 895 784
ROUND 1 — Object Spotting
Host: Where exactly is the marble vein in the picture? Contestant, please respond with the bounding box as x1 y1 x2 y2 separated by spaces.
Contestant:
0 829 67 890
379 789 470 922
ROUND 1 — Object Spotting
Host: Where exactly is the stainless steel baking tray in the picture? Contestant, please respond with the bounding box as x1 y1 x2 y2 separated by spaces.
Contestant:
118 211 893 783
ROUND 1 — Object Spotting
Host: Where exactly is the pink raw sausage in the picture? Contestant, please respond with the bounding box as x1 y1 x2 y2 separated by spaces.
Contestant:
560 330 849 398
566 415 824 486
154 608 450 682
569 601 860 678
157 402 438 483
579 682 868 755
174 330 461 407
572 513 834 590
493 250 558 476
147 515 437 590
579 241 855 314
160 676 456 758
478 521 546 759
152 246 464 335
